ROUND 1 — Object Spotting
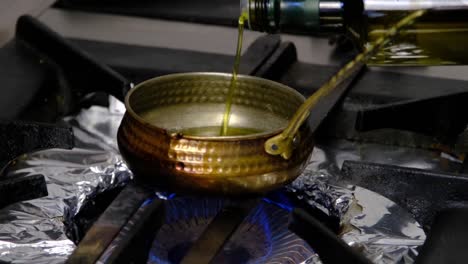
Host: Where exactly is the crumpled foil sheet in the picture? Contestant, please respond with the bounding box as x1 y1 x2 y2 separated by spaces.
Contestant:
0 97 459 263
291 140 439 264
286 156 426 264
0 100 130 264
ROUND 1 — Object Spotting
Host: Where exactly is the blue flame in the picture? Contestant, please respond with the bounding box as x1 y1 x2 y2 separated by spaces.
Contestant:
164 197 224 224
155 192 176 200
245 203 273 263
149 252 168 264
142 197 154 207
142 192 176 208
263 190 294 212
149 193 296 263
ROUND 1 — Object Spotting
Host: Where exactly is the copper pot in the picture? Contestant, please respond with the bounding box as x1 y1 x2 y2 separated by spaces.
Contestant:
117 72 314 195
116 10 421 195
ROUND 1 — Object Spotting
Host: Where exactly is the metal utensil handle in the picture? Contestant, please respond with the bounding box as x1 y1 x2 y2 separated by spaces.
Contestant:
265 10 427 159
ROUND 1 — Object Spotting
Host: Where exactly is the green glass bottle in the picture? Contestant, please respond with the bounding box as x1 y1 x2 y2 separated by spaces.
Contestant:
241 0 468 65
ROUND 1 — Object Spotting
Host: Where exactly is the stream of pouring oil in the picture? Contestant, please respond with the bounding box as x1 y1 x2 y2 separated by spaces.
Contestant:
220 13 247 136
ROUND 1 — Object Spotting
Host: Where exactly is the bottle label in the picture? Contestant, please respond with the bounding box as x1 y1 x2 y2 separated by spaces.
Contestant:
364 0 468 11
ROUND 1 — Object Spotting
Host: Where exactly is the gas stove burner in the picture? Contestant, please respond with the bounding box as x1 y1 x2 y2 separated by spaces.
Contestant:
149 197 314 264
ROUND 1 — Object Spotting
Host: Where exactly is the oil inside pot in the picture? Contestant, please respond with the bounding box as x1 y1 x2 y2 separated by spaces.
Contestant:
179 126 263 137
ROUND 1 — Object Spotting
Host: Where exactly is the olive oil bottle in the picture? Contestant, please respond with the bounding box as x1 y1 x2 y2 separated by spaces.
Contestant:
241 0 468 65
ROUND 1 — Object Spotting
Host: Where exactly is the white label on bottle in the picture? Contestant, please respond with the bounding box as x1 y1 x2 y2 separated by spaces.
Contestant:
364 0 468 10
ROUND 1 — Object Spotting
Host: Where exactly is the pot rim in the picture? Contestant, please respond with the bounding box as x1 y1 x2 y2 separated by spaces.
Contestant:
124 72 306 141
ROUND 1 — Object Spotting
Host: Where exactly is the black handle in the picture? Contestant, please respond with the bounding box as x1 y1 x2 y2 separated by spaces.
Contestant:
0 174 48 209
0 121 74 167
416 208 468 264
355 92 468 141
15 15 131 102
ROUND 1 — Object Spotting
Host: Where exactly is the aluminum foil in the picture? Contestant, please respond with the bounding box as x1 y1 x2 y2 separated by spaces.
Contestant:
0 97 460 263
0 100 130 264
289 142 433 264
289 168 425 264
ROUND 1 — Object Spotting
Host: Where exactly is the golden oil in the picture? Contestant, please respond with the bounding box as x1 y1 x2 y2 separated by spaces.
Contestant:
360 9 468 65
220 13 248 136
181 126 262 137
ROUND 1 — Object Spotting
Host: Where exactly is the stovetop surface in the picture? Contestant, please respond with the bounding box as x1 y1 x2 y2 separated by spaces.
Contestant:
0 103 437 264
1 3 468 263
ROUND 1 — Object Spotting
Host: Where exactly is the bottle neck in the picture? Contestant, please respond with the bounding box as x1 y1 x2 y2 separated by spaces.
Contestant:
242 0 345 34
320 0 345 32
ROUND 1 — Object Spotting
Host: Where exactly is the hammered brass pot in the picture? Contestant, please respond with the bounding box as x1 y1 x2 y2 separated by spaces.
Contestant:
117 72 314 195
